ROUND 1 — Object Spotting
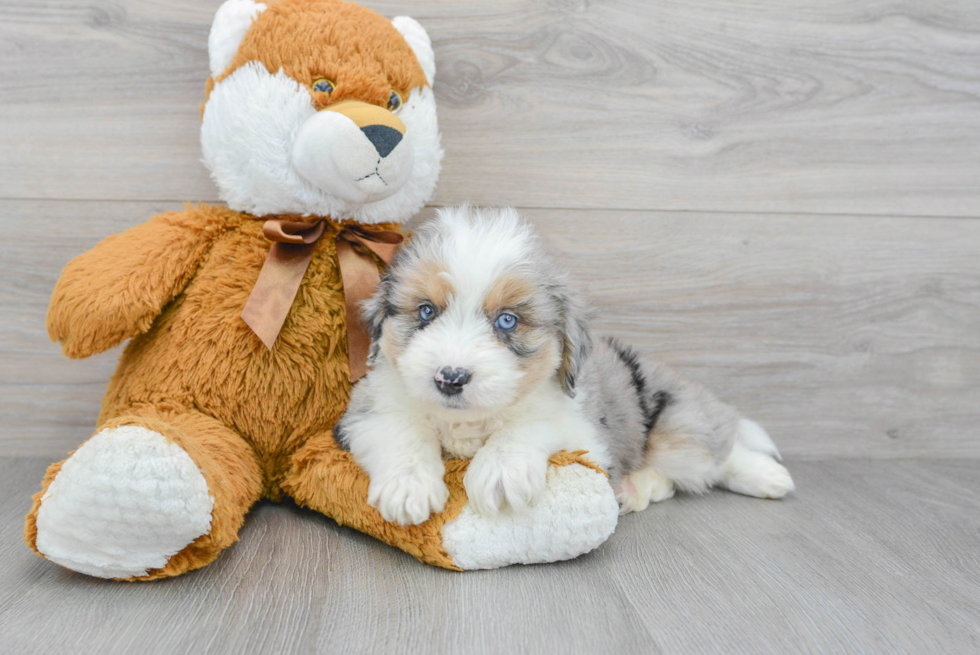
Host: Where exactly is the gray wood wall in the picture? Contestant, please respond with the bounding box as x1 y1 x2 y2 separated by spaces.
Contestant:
2 0 978 459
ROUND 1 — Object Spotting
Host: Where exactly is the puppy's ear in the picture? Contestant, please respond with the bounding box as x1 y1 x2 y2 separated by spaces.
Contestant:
360 274 396 364
554 285 594 398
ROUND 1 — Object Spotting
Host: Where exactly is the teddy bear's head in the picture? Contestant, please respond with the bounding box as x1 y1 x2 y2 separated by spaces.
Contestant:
201 0 441 223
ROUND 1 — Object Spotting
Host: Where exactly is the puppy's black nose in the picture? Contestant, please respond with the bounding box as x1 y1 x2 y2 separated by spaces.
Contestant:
361 124 403 158
434 367 471 396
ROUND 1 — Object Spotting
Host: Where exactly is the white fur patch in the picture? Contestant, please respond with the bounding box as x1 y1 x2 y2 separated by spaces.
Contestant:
291 108 415 205
34 426 214 579
201 63 441 223
463 442 550 516
442 463 619 570
391 16 435 86
717 419 794 499
208 0 267 78
736 417 783 461
343 384 450 526
721 442 795 499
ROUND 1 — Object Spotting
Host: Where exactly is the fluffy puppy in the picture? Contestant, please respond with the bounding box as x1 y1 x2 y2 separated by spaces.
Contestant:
335 205 794 525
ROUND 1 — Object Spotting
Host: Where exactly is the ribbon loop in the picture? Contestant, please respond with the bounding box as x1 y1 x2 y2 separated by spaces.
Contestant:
241 218 404 383
262 219 326 245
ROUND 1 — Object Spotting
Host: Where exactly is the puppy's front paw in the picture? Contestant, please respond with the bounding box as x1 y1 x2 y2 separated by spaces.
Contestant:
464 448 548 517
367 471 450 526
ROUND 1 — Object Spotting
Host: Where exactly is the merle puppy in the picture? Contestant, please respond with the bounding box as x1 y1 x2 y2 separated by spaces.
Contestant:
335 205 794 525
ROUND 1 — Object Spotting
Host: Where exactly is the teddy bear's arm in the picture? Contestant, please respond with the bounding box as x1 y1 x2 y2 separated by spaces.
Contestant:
47 207 232 359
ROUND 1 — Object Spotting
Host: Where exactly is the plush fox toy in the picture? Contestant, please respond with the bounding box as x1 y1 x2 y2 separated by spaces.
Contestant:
25 0 619 579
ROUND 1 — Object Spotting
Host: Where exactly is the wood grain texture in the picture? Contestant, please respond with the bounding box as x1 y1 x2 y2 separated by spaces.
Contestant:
1 1 979 215
2 199 977 458
2 457 978 654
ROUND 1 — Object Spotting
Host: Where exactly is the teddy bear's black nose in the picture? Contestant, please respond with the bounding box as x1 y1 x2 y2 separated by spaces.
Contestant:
434 367 472 396
361 125 403 158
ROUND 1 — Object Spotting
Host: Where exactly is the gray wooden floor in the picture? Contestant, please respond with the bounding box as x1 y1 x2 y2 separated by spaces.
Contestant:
2 457 979 654
2 0 979 652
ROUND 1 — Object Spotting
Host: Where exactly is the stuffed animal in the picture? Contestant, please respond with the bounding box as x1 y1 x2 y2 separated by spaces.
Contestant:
24 0 619 579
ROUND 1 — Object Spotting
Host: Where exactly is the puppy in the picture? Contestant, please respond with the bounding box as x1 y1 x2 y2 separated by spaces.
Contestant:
335 205 794 526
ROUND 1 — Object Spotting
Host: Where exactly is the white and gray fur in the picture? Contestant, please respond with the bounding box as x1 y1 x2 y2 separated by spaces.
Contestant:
336 206 794 525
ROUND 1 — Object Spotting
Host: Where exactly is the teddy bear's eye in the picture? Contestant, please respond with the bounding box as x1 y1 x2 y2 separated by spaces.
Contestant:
312 78 335 94
387 91 403 112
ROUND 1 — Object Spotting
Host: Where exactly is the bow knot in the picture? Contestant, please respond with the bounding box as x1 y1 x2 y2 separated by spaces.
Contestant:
241 218 403 382
261 219 327 245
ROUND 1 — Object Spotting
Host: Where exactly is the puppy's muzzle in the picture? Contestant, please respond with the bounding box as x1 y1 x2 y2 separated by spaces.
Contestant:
434 366 472 397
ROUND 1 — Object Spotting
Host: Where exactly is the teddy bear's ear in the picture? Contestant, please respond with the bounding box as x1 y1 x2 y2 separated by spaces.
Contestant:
208 0 268 79
391 16 435 86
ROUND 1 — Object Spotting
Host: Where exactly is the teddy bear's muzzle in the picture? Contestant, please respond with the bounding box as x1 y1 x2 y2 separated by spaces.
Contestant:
291 100 415 205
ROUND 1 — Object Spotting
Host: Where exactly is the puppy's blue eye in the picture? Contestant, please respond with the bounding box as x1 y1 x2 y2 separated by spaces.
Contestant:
495 313 518 331
418 304 436 322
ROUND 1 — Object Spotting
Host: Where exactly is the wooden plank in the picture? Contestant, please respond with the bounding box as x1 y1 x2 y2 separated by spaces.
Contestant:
2 457 978 653
601 458 980 652
1 1 979 215
1 199 978 458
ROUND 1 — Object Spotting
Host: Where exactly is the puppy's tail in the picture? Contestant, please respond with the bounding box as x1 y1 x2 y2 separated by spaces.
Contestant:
735 418 782 462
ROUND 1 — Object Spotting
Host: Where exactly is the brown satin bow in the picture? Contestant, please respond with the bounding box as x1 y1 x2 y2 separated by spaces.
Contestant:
241 219 403 382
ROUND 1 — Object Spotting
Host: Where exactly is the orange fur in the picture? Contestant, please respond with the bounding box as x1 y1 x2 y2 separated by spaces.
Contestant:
209 0 428 108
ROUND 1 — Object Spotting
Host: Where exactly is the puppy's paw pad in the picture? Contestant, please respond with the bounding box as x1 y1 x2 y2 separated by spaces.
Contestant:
464 449 547 516
369 472 449 526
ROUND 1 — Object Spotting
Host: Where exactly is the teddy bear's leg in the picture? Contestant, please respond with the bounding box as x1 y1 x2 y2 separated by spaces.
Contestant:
25 408 263 580
284 432 466 569
284 433 619 570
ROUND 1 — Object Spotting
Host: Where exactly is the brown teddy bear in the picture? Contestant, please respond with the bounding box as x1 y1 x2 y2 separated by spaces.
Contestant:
24 0 618 579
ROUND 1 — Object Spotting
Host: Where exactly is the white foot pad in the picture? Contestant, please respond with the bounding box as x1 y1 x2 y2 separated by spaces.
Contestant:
35 426 214 579
441 463 619 570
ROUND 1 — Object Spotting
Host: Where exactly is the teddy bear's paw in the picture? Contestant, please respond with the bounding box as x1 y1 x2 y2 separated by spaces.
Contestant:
443 462 619 570
368 469 449 526
34 426 214 579
463 446 548 517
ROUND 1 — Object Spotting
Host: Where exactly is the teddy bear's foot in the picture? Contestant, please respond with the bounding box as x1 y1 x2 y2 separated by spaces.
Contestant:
441 458 619 570
27 408 265 580
31 425 214 579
